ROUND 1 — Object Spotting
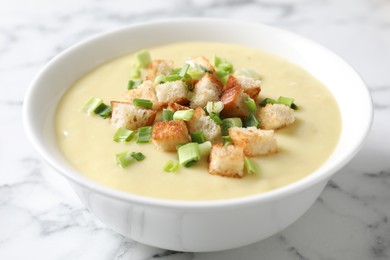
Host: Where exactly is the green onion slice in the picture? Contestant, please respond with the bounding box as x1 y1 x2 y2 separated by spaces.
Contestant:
178 142 200 167
162 109 174 121
173 109 194 121
164 74 182 82
131 152 145 161
244 112 260 128
221 118 243 136
259 98 277 107
136 126 152 143
244 157 260 175
164 160 180 173
129 67 141 79
222 135 232 146
133 98 153 109
134 49 151 69
179 63 190 77
277 96 298 109
244 96 257 113
206 101 224 115
209 113 223 125
190 131 206 144
113 127 135 143
215 68 229 85
128 79 143 90
199 141 212 158
154 74 166 84
94 103 112 119
81 97 103 114
116 151 134 168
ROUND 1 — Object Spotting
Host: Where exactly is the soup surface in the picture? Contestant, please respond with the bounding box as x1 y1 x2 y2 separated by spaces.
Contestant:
56 42 341 201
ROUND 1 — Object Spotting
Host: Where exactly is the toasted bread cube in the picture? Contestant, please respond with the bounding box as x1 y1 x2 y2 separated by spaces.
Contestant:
190 73 223 108
123 80 160 110
226 75 261 99
146 59 174 81
258 103 295 130
220 86 250 118
156 80 188 107
209 144 245 178
111 101 156 130
229 127 278 156
167 102 189 112
152 120 190 152
193 56 216 74
187 107 222 143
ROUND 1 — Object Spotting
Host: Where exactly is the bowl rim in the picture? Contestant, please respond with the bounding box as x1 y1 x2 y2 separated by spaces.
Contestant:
23 18 373 210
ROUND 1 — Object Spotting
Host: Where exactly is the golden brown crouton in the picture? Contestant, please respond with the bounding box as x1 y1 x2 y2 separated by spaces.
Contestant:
225 75 261 99
123 80 160 110
167 102 189 112
155 80 188 107
229 127 278 156
111 101 156 130
187 107 222 143
152 120 190 152
258 103 295 130
146 59 174 81
193 56 216 74
220 86 250 118
190 73 223 109
209 144 245 178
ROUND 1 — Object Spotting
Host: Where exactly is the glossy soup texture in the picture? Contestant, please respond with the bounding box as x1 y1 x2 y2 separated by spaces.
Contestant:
55 42 341 201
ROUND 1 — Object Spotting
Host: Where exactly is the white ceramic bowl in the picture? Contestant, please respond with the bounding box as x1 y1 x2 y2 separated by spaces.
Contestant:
23 19 373 252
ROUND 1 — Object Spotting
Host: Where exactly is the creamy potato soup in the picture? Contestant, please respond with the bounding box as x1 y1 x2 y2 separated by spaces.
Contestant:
55 42 341 201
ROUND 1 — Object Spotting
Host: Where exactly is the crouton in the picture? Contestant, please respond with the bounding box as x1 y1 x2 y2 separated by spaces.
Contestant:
167 102 189 112
193 56 216 74
152 120 190 152
220 86 250 118
209 144 245 178
111 101 156 130
190 73 223 108
258 103 295 130
225 75 261 99
187 107 222 143
146 59 174 81
229 127 278 156
155 80 188 107
123 80 160 110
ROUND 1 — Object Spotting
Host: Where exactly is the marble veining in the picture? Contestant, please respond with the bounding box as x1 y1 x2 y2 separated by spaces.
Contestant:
1 0 390 259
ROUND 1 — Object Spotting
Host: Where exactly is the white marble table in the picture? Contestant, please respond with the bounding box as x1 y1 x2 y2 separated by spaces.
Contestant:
1 0 389 259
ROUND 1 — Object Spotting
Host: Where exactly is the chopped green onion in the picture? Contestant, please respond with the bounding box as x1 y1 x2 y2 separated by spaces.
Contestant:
222 135 232 146
206 101 224 115
215 68 229 85
136 126 152 143
164 160 180 173
190 131 206 144
173 109 194 121
134 49 151 69
199 141 212 158
164 74 182 82
129 67 141 78
244 96 257 113
81 97 103 114
218 63 233 73
277 96 294 107
162 109 174 121
133 98 153 109
128 79 143 89
179 63 190 77
234 68 261 80
244 112 260 128
209 113 223 125
154 74 166 84
113 127 135 143
212 55 233 73
259 98 277 107
94 103 112 119
221 118 243 136
291 103 299 110
244 157 260 175
116 151 134 168
178 142 200 167
131 152 145 161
